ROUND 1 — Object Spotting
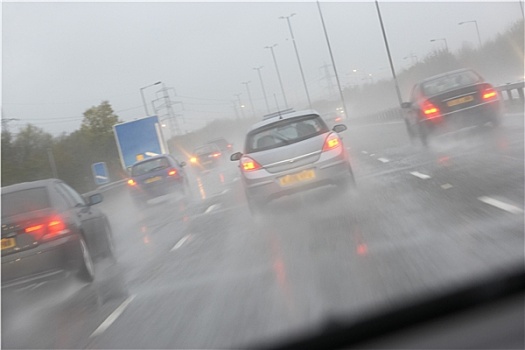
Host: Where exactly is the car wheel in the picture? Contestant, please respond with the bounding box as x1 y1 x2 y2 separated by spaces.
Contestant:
418 122 429 147
405 119 415 142
78 237 95 282
101 220 116 262
339 164 357 190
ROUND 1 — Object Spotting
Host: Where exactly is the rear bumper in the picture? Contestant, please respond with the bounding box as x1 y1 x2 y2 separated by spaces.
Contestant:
1 234 83 287
422 101 501 132
129 177 185 201
242 149 351 204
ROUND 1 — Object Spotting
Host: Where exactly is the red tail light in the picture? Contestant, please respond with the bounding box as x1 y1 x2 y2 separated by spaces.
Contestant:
421 101 440 119
240 156 262 171
322 133 341 152
24 216 70 241
168 169 177 176
482 87 498 101
127 179 136 186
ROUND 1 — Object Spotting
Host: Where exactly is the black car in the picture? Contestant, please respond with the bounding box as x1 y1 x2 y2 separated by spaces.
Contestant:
189 144 223 170
1 179 114 286
207 137 233 154
127 154 189 206
402 68 502 145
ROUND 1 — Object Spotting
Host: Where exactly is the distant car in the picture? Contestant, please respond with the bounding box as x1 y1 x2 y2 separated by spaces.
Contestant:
402 68 502 145
1 179 114 286
230 109 355 214
207 138 233 154
127 154 189 206
189 144 223 170
321 111 346 129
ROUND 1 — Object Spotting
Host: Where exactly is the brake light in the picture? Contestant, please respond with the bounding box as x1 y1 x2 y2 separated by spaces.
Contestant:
168 169 177 176
127 179 136 186
322 133 341 152
25 224 44 233
482 87 498 101
421 101 440 119
24 216 69 241
212 152 221 158
241 156 262 171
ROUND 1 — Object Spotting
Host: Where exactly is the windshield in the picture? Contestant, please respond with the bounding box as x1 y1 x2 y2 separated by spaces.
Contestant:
246 115 328 153
421 70 482 96
131 157 169 176
1 1 523 349
1 188 50 218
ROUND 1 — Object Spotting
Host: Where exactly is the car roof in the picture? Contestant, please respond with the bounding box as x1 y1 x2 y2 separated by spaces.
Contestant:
1 179 57 194
249 109 321 131
420 68 479 83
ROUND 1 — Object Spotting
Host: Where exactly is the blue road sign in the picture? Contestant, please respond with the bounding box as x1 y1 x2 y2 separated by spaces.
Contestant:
92 162 110 185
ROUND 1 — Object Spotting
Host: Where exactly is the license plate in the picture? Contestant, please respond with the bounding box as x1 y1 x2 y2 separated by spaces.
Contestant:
1 238 15 250
145 176 162 184
447 95 474 107
279 169 316 187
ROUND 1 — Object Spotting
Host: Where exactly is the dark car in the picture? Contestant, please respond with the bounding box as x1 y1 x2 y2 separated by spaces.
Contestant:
402 68 502 145
1 179 114 286
127 154 189 206
189 144 223 170
207 138 233 154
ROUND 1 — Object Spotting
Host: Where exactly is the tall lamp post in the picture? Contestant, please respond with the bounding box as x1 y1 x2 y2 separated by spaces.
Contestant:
279 13 312 109
140 81 161 116
253 66 270 113
264 44 288 109
242 81 256 118
430 38 449 52
458 20 482 49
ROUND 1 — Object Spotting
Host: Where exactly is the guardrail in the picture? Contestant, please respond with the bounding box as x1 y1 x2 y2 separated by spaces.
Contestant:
496 81 525 111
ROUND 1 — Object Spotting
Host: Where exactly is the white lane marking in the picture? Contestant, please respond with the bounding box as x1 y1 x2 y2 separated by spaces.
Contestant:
170 234 192 252
90 295 136 338
410 171 431 180
232 176 240 182
370 153 375 157
220 189 230 195
204 203 221 214
361 151 368 154
377 157 389 163
441 183 453 190
478 196 524 214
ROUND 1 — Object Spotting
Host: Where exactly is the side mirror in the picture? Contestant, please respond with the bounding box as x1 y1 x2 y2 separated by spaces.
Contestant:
180 161 187 167
230 152 242 161
332 124 347 133
401 102 412 109
88 193 103 206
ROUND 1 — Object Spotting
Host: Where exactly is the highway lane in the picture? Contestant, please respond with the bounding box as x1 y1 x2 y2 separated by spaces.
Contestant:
2 113 523 348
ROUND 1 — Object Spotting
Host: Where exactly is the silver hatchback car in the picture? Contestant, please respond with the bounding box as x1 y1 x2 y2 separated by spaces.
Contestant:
231 109 355 213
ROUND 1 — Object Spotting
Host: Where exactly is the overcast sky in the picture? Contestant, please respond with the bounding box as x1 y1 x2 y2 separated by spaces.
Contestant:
2 1 523 136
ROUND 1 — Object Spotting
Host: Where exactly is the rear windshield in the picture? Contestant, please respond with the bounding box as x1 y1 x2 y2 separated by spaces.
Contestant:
208 139 229 150
194 145 219 155
1 187 50 218
131 157 169 176
421 70 481 96
245 115 328 153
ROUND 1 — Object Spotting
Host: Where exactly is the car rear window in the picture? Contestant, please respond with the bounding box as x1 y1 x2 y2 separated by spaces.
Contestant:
245 115 328 153
194 145 219 155
131 157 169 176
208 139 229 150
1 187 50 218
421 70 481 96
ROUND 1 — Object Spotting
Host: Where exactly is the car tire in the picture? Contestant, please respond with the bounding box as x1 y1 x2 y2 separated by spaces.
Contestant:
405 119 415 142
78 237 95 282
101 220 116 262
339 164 357 190
247 196 265 216
418 122 429 147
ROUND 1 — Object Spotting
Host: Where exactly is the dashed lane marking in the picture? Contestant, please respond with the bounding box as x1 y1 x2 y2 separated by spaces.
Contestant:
204 203 221 214
377 157 389 163
478 196 524 214
410 171 431 180
362 151 368 154
370 154 375 157
90 295 136 338
441 183 453 189
170 234 192 252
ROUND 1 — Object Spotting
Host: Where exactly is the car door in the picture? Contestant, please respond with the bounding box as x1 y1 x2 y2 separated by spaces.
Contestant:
55 182 102 255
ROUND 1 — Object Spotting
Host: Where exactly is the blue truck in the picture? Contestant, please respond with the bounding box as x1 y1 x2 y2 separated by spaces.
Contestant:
113 116 168 171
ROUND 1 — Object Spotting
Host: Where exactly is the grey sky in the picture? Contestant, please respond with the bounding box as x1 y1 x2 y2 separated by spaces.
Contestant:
2 1 523 136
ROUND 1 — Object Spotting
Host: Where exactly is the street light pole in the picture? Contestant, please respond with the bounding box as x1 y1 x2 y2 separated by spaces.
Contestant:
430 38 449 52
253 66 270 113
140 81 162 116
279 13 312 109
265 44 289 109
316 0 348 118
459 20 482 49
242 81 256 118
234 93 245 119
